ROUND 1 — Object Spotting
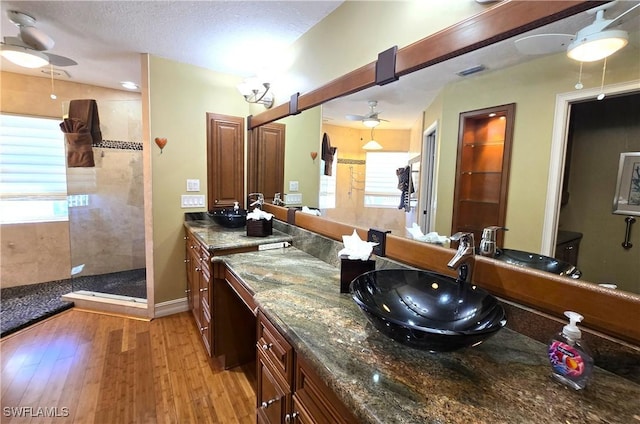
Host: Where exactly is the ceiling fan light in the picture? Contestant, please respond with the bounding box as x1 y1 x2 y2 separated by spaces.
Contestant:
567 29 628 62
362 139 383 150
362 118 380 128
0 44 48 68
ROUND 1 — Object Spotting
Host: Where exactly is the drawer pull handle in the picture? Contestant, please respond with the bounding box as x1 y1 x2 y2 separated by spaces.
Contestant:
285 412 299 423
261 343 273 351
200 326 208 332
195 267 201 272
199 287 208 292
261 398 276 409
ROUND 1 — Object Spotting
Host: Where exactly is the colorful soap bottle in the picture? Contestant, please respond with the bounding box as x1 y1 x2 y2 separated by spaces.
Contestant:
548 311 594 390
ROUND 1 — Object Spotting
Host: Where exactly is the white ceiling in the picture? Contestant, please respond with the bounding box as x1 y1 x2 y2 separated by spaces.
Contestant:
0 1 343 90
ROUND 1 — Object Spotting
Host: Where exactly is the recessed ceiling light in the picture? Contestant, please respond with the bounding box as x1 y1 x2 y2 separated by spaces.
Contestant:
121 81 139 90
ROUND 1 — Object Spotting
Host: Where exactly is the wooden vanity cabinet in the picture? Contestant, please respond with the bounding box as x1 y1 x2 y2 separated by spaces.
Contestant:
452 104 515 246
256 311 357 424
184 230 212 353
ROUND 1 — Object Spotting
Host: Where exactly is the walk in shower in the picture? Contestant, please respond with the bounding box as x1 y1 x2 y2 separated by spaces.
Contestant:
64 99 146 302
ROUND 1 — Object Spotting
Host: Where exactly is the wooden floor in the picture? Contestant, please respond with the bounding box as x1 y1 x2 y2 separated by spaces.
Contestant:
0 309 256 424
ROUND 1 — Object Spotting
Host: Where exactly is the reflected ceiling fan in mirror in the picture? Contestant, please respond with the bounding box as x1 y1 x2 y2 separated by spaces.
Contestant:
514 1 640 62
1 10 77 68
345 100 389 128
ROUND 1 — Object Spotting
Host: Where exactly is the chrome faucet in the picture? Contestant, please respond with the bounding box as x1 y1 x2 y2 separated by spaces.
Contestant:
273 192 285 206
479 226 507 258
447 232 475 283
248 193 264 208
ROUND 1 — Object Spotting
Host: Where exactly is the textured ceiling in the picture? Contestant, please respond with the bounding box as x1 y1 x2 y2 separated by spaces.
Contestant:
0 1 343 90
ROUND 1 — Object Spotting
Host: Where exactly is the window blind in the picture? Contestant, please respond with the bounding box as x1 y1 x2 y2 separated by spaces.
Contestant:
0 114 68 223
364 152 409 208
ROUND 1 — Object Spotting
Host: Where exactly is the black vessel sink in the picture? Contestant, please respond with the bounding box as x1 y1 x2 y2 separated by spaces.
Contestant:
209 208 247 228
494 249 581 278
350 269 506 352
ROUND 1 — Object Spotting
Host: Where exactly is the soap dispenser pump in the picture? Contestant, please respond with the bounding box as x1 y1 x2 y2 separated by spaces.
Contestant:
547 311 594 390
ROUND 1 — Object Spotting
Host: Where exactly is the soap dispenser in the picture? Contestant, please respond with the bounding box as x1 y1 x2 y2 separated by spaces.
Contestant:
547 311 594 390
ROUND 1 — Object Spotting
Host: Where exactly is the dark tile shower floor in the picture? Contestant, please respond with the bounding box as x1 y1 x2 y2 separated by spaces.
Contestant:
1 268 146 338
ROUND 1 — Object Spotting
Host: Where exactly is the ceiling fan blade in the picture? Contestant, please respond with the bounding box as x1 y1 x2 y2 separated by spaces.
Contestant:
19 26 54 51
514 33 574 55
601 2 640 30
345 114 365 121
45 53 77 67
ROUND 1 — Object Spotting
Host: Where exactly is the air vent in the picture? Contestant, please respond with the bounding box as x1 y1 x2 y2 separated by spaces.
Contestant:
456 65 486 77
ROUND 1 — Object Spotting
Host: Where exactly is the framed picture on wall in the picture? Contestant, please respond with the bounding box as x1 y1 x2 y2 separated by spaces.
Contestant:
613 152 640 216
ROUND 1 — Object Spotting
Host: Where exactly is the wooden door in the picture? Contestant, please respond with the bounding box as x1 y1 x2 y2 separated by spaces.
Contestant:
206 113 244 209
247 123 285 205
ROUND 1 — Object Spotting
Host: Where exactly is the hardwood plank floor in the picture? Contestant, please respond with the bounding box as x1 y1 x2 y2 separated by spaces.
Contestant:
0 309 256 423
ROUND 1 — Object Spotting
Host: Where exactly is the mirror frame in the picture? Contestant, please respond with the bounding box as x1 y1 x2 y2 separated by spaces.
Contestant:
252 1 640 346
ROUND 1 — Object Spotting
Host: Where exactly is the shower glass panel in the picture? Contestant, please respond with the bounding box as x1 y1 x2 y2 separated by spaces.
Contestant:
63 99 146 301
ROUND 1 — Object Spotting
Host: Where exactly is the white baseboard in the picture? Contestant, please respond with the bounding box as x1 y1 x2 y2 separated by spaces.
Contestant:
154 297 189 318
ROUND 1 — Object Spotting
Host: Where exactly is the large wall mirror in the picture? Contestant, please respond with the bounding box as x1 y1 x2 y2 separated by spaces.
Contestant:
267 2 640 297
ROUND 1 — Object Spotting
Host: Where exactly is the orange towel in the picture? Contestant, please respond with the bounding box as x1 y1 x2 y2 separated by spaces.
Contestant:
60 117 95 167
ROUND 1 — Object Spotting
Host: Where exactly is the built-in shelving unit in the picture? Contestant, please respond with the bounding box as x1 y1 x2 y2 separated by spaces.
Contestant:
452 104 515 246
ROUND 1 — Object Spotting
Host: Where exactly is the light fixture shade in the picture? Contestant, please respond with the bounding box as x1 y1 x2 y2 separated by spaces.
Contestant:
362 139 383 150
0 44 49 68
236 78 273 108
567 29 628 62
362 118 380 128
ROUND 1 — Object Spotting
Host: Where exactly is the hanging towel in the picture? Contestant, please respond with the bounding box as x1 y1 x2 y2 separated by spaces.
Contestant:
68 99 102 144
396 165 415 212
62 99 102 167
321 132 337 176
60 118 95 167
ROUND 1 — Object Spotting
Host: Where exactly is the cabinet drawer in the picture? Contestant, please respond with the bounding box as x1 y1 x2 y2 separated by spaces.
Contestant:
257 311 293 386
294 355 358 424
257 354 290 424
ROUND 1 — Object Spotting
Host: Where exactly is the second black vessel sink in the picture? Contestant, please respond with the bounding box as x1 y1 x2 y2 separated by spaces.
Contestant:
209 208 247 228
493 248 581 278
350 269 506 352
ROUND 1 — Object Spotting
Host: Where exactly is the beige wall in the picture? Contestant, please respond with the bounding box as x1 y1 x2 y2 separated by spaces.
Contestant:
1 72 142 288
147 56 250 304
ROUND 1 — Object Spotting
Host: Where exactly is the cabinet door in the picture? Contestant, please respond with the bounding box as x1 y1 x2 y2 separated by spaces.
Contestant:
207 113 245 209
248 122 285 204
257 354 290 424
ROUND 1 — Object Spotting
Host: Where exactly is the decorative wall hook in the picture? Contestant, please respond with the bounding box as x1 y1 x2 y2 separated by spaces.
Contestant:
154 137 167 153
310 151 318 162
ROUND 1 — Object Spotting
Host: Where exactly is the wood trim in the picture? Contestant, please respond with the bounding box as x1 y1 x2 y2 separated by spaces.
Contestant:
473 257 640 343
293 212 369 243
262 203 289 222
247 1 600 129
395 1 602 76
225 267 257 313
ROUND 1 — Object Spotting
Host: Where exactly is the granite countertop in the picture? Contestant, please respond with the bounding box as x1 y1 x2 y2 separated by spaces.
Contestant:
184 219 292 252
219 247 640 424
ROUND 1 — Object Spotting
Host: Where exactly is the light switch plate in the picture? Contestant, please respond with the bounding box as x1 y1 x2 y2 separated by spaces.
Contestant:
289 180 299 191
181 195 205 208
186 179 200 192
284 193 302 205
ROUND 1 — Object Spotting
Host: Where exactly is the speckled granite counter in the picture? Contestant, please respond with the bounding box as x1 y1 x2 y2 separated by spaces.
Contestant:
219 246 640 424
184 218 292 253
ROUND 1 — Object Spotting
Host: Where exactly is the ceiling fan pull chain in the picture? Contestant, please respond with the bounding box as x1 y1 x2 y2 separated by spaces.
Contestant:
597 57 607 101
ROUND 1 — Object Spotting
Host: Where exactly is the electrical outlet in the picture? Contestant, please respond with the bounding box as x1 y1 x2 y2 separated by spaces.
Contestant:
284 193 302 204
181 195 205 208
289 181 299 191
186 179 200 192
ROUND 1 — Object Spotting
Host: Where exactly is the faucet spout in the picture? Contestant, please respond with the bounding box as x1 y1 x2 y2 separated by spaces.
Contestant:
447 232 475 283
248 192 264 208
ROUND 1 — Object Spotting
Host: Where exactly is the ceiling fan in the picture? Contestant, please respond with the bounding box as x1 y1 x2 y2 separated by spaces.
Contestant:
1 10 77 68
514 1 640 62
345 100 389 128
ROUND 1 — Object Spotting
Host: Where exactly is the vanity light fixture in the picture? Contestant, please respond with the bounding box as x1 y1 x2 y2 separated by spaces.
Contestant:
362 128 383 150
0 43 48 68
237 77 274 108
